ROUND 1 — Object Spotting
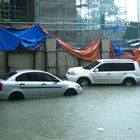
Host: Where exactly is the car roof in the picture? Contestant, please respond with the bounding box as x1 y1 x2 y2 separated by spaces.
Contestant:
15 69 47 74
97 59 135 63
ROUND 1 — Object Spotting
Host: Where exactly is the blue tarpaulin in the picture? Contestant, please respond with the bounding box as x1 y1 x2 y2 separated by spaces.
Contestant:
0 27 19 51
0 24 48 51
112 41 125 57
105 26 126 33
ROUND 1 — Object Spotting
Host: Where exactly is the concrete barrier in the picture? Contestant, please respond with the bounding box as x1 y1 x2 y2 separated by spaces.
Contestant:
0 38 111 78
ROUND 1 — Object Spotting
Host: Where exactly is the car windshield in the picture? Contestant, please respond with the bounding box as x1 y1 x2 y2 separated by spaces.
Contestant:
83 61 100 70
2 71 17 80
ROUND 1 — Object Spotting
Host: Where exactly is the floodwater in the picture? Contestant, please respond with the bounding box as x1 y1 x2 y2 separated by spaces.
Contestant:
1 85 140 140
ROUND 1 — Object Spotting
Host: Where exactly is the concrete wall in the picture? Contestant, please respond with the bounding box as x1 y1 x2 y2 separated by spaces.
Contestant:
0 38 111 78
0 52 6 77
101 39 110 58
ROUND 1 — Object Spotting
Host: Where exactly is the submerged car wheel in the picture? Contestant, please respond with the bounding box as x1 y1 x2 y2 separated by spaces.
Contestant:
123 78 136 86
77 77 90 87
9 92 24 100
64 89 77 96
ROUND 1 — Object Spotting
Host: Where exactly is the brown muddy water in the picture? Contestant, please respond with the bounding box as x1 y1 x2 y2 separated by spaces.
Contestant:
0 85 140 140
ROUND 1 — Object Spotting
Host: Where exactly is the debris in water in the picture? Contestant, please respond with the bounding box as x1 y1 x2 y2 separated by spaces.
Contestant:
96 128 105 131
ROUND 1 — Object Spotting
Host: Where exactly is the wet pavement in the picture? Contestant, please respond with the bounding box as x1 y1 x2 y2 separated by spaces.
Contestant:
1 85 140 140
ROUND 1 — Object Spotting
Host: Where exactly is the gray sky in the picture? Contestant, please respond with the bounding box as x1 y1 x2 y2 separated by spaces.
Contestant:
115 0 138 21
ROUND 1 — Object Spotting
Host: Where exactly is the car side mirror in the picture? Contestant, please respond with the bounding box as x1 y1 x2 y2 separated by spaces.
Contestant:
94 68 99 72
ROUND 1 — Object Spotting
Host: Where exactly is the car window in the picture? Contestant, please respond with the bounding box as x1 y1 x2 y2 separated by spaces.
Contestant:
123 63 135 71
97 63 135 72
16 73 36 81
83 61 100 70
16 72 58 81
98 63 113 71
37 73 57 81
113 63 135 71
3 72 17 80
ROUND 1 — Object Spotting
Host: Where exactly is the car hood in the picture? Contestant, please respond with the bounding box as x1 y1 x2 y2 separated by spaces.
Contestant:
68 66 85 73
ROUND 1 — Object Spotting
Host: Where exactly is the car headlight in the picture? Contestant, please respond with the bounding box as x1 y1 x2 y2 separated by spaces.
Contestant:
67 71 76 76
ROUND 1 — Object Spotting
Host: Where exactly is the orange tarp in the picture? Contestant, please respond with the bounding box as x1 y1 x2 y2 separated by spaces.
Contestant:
131 48 140 57
57 38 101 61
119 54 140 63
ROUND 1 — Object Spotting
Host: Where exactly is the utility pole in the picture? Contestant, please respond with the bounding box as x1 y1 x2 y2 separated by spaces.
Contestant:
100 0 105 30
137 0 140 38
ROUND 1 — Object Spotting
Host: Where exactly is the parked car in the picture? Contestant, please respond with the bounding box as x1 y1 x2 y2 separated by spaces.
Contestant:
0 70 82 100
66 59 140 87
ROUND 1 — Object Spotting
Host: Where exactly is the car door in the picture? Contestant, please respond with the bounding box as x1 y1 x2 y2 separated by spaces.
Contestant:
16 72 43 98
109 63 135 83
91 63 113 84
107 63 123 83
36 72 63 97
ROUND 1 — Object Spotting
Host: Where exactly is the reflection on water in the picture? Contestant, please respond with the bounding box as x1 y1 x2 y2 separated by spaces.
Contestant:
0 85 140 140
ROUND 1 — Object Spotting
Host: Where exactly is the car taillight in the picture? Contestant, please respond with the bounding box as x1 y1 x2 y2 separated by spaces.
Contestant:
0 83 3 90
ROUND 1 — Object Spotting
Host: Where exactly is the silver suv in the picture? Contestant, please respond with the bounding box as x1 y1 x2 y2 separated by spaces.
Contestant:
66 59 140 86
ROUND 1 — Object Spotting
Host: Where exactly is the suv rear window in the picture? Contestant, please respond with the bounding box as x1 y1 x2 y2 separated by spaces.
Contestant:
121 63 135 71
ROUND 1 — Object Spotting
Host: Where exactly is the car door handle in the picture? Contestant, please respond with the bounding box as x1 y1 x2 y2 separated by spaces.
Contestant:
19 83 25 86
41 83 47 86
107 73 111 75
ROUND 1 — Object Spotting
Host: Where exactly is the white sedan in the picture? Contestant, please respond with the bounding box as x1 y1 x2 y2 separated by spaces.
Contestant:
0 70 82 100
